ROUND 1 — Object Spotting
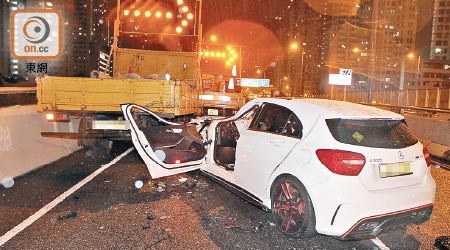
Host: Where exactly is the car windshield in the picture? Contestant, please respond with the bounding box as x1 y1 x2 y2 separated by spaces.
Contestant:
326 119 418 149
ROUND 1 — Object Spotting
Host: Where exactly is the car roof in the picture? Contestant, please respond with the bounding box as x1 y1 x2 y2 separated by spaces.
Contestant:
249 98 404 119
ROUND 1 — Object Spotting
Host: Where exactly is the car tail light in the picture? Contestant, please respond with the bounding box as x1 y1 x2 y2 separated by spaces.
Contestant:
174 159 181 164
423 146 432 167
316 149 366 176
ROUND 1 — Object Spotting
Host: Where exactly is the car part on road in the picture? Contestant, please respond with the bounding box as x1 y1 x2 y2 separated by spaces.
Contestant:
435 236 450 250
1 177 14 189
134 180 144 189
55 212 78 222
270 175 316 238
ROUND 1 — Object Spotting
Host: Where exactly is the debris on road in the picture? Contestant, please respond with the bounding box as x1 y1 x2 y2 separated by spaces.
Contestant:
149 234 172 248
51 212 78 223
134 180 144 189
209 206 224 215
1 177 14 189
58 212 78 221
178 177 187 183
184 179 197 189
200 216 217 224
224 221 260 233
225 221 235 227
435 236 450 250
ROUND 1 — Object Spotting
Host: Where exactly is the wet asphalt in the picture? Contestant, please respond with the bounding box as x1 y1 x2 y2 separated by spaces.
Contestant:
0 143 449 249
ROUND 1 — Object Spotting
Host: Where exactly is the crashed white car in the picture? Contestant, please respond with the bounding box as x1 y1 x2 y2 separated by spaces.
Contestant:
121 98 435 240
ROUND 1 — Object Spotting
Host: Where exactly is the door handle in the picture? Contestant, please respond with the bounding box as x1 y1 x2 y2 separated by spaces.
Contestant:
268 140 284 146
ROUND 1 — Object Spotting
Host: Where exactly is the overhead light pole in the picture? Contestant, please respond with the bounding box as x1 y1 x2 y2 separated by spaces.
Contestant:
289 42 305 97
104 0 120 75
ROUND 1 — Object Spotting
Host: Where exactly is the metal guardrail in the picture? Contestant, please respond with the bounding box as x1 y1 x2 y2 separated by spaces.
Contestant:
311 87 450 116
0 87 37 94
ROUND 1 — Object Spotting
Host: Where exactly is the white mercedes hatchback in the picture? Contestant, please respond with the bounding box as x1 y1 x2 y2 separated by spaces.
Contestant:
121 98 435 240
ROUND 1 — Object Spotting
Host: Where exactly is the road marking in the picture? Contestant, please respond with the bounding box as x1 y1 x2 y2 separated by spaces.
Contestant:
0 147 134 247
371 237 390 250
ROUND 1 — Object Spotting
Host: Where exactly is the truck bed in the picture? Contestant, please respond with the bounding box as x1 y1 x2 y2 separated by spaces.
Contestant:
36 76 199 117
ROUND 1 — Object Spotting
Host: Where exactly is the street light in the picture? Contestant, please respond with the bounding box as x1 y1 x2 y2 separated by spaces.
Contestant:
400 53 420 91
289 42 305 97
407 53 421 87
291 42 298 50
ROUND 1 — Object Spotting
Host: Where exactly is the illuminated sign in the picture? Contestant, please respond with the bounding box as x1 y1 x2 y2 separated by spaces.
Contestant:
240 78 270 87
329 68 352 86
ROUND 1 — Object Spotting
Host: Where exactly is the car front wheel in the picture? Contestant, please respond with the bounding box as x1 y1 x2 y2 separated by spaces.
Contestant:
271 176 316 238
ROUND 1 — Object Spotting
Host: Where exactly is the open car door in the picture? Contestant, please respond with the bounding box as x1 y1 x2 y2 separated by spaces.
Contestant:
121 104 207 179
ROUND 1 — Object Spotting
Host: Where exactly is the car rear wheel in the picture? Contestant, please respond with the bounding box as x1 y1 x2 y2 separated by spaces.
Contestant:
271 176 316 238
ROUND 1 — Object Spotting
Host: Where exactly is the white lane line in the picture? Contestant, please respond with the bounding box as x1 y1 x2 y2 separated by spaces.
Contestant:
371 237 390 250
0 147 134 247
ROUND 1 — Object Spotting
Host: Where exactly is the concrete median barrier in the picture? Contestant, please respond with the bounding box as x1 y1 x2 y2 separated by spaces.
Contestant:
405 114 450 161
0 105 80 185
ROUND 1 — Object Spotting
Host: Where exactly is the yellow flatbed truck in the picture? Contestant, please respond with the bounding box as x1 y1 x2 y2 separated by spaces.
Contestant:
37 48 200 152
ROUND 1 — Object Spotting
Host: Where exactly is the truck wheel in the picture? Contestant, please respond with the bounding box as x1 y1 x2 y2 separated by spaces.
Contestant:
93 139 113 155
78 118 113 155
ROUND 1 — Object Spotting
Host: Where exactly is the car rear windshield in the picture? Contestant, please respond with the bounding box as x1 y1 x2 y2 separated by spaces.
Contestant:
326 119 418 149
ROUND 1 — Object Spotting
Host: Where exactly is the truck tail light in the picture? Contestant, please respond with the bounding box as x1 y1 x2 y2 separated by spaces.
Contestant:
46 113 55 121
316 149 366 176
423 146 432 167
46 113 69 122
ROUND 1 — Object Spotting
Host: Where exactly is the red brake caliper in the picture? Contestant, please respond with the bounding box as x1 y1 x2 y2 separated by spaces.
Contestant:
297 200 305 214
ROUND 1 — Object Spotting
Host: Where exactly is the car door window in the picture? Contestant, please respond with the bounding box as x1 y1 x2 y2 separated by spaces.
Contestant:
282 114 303 138
252 103 303 138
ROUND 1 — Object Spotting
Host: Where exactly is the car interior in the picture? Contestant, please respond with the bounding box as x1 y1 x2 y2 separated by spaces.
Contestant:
214 121 240 170
136 120 207 164
213 105 259 170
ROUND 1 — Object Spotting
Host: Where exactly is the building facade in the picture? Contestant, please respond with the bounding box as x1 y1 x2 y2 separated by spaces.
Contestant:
430 0 450 60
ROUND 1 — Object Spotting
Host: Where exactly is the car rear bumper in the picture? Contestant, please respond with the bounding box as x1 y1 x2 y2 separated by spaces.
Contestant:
307 168 435 237
340 203 433 240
